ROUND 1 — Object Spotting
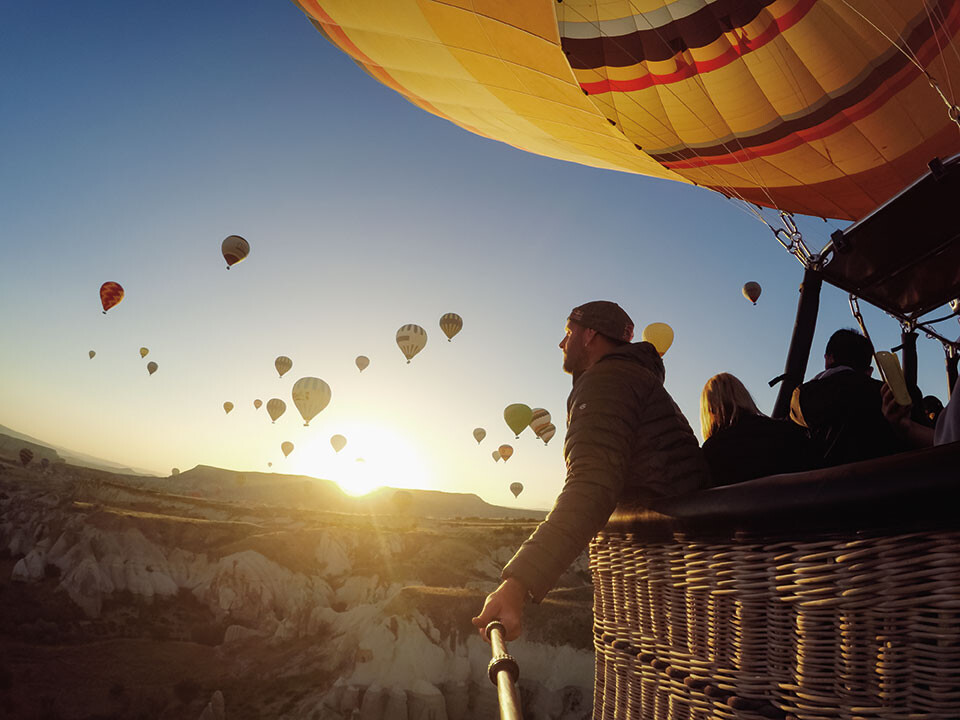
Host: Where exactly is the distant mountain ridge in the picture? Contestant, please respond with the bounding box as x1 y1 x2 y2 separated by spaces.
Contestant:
0 424 157 476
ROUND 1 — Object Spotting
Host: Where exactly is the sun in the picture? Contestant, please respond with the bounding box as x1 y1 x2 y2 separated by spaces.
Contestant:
294 421 434 497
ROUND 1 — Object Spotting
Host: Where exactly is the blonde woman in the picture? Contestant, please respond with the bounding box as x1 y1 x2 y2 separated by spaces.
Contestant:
700 373 814 487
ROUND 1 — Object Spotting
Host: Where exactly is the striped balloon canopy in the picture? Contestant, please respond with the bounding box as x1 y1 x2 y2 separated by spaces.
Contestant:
297 0 960 221
396 324 427 363
439 313 463 342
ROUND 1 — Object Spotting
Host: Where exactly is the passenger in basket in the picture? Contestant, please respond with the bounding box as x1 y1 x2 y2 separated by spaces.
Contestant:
472 300 709 642
790 328 907 466
700 373 815 486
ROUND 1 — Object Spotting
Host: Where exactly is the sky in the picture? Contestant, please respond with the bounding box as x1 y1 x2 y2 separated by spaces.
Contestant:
2 1 956 510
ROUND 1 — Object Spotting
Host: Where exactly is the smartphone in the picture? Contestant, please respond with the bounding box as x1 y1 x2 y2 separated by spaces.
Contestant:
875 350 911 405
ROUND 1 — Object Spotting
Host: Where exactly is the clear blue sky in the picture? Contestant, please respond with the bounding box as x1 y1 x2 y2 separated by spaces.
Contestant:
1 1 954 508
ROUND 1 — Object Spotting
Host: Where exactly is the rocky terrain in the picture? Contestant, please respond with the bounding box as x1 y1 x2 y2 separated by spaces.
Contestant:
0 451 594 720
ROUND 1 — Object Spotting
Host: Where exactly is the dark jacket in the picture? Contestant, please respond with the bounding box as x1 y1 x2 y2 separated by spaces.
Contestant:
501 342 708 601
702 414 815 487
791 367 906 466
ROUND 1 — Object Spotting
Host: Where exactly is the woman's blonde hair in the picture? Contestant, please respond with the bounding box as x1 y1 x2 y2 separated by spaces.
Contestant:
700 373 763 440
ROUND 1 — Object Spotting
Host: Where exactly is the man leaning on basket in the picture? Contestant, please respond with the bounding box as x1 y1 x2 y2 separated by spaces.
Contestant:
473 300 710 640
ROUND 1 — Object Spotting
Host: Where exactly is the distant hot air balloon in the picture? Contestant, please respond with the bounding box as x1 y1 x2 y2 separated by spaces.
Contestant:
281 441 294 458
291 377 331 426
275 356 293 378
396 324 427 363
439 313 463 342
498 444 514 462
330 434 347 453
139 347 149 359
539 423 557 445
510 482 523 499
222 235 250 269
356 458 365 463
40 457 50 470
267 398 286 423
99 282 124 314
88 350 96 359
254 399 262 410
19 448 33 467
529 408 551 435
642 323 674 357
267 462 272 468
504 404 533 439
473 428 486 444
223 402 234 415
355 355 370 372
742 282 762 305
171 467 180 476
146 361 158 376
492 450 501 462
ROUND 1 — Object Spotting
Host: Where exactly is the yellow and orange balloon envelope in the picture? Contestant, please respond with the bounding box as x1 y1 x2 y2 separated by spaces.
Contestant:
281 441 294 458
473 427 486 444
291 377 331 426
139 347 149 359
330 434 347 453
529 408 551 435
396 324 427 363
498 444 514 462
642 323 674 357
439 313 463 342
254 399 262 410
223 402 234 415
492 450 501 462
510 482 523 498
146 361 158 376
99 282 124 314
355 355 370 372
299 2 960 222
19 448 33 467
88 350 96 359
221 235 250 269
742 282 762 305
267 398 286 423
504 404 533 439
275 356 293 378
539 423 557 445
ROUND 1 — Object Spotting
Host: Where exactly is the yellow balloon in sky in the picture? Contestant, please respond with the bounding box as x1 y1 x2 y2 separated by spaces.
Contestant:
281 441 294 458
139 347 149 359
492 450 501 462
539 423 557 445
355 355 370 372
330 434 347 453
254 399 262 410
510 482 524 498
439 313 463 342
146 361 158 376
396 324 427 363
291 377 331 426
275 356 293 378
88 350 96 359
223 402 234 415
498 444 514 462
504 404 533 439
642 323 674 357
473 428 486 444
267 398 286 423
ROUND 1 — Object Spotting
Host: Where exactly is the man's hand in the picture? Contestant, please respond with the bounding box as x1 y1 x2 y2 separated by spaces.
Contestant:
881 382 912 428
472 577 527 642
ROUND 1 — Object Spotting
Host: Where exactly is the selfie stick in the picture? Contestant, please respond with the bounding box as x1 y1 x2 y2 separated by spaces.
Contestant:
485 620 522 720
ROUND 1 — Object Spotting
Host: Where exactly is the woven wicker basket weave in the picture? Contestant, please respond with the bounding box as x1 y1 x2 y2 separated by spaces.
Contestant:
588 443 960 720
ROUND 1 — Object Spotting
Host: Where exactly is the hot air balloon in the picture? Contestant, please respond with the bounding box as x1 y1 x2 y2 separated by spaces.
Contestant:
139 347 149 359
492 450 501 462
223 402 234 415
330 434 347 453
642 323 674 357
221 235 250 269
40 457 50 470
146 361 158 376
529 408 551 435
355 355 370 372
275 356 292 378
473 428 486 444
267 462 272 468
510 482 523 499
439 313 463 342
171 468 180 476
498 445 514 462
300 2 960 223
253 399 262 410
291 377 331 426
504 404 533 439
267 398 286 423
99 282 124 314
19 449 33 467
742 282 762 305
396 325 427 363
88 350 96 359
539 424 557 446
281 441 294 458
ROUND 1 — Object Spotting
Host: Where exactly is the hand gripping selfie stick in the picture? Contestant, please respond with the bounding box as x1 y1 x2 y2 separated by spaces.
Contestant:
485 620 522 720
